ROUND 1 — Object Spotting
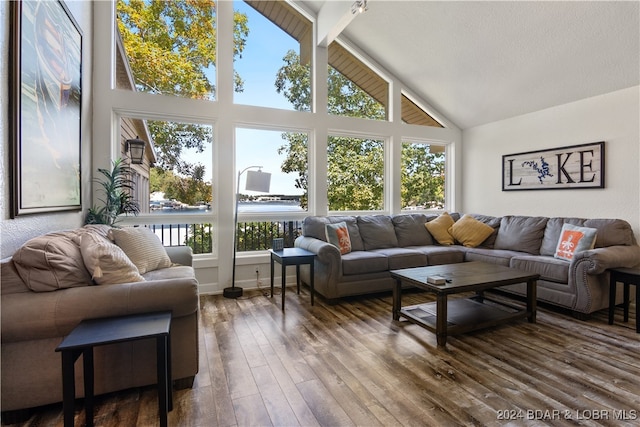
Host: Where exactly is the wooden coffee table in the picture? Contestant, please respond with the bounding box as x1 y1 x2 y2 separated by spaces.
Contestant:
391 261 539 346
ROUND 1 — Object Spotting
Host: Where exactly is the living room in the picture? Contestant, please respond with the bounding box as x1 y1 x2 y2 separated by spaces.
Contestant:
1 0 639 425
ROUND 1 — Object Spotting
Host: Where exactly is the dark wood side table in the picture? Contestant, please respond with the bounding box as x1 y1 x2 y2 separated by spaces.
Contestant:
55 311 173 427
269 248 315 310
608 267 640 333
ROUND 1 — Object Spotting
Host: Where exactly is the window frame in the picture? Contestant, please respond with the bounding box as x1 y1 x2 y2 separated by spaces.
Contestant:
399 138 448 213
326 131 389 215
95 0 461 285
234 124 314 223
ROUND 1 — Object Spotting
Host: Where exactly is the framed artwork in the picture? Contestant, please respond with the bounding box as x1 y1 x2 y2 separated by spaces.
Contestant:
502 142 604 191
10 0 83 216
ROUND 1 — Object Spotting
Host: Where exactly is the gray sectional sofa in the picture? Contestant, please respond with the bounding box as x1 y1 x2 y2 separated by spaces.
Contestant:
294 213 640 315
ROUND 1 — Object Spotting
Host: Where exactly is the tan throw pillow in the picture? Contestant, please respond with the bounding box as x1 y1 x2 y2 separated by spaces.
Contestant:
425 212 455 245
12 231 92 292
325 222 352 254
80 233 144 284
110 227 172 274
449 214 495 248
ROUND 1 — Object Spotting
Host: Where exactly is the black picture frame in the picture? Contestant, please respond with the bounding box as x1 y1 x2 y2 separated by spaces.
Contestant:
502 142 605 191
10 0 83 216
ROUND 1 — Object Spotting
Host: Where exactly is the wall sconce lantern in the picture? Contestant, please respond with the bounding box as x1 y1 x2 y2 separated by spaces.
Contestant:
126 136 146 165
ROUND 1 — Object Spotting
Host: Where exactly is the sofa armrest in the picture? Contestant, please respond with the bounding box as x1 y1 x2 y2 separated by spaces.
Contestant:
294 236 340 265
295 236 343 298
572 245 640 275
165 246 194 266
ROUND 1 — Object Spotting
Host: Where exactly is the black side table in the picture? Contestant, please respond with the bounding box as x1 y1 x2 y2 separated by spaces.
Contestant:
56 311 173 427
270 248 315 310
608 267 640 333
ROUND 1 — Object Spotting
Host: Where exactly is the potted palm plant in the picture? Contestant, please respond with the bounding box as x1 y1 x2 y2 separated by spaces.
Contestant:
85 158 140 226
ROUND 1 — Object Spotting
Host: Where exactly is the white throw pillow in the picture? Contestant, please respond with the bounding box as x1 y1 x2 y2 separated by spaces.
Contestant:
554 224 597 261
80 232 144 284
110 227 172 274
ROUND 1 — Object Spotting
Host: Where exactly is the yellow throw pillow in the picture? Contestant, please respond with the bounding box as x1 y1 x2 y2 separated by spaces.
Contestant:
110 227 172 274
449 214 495 248
425 212 455 245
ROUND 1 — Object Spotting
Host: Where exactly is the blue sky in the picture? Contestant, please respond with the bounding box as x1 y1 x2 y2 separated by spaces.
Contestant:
180 1 304 196
233 1 303 195
235 1 303 196
233 1 297 111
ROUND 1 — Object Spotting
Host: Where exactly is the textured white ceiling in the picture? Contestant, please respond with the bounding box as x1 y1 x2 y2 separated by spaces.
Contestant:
299 1 640 129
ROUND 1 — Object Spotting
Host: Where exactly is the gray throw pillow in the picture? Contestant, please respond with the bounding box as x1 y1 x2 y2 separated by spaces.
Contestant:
357 215 398 250
494 216 548 255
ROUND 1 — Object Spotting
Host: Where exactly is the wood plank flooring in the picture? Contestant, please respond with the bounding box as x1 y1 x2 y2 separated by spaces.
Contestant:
4 285 639 426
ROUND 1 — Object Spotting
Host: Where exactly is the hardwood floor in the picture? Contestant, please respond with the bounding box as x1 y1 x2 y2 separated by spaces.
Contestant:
4 285 639 426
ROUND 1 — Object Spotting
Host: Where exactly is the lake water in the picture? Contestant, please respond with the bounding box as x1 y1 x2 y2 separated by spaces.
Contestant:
151 201 304 214
148 201 303 247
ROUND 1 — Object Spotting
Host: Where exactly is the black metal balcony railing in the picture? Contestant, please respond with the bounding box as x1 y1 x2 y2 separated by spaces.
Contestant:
236 220 303 252
144 220 303 254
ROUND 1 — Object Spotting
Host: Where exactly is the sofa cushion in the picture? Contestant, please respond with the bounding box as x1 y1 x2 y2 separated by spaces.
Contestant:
302 216 364 251
425 212 455 245
325 222 352 254
143 265 196 281
357 215 398 250
494 216 548 255
540 217 586 256
12 231 92 292
341 251 388 275
554 224 597 261
463 247 521 266
110 227 172 274
583 218 636 247
392 214 434 246
369 247 427 270
511 255 570 283
411 245 465 265
449 214 495 248
80 232 145 284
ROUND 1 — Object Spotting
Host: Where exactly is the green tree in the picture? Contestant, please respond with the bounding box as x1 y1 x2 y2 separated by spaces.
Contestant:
185 224 213 254
150 167 212 206
401 144 445 208
117 0 248 176
117 0 247 99
275 49 445 211
328 137 384 210
276 51 386 210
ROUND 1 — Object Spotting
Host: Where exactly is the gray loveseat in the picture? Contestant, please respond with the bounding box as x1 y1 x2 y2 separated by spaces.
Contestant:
294 213 640 315
1 225 199 415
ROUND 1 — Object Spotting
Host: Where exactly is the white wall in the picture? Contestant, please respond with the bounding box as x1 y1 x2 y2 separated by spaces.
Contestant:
462 86 640 242
0 1 93 258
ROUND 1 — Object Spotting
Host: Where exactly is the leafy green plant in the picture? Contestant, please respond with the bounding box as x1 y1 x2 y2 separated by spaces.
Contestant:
85 158 140 226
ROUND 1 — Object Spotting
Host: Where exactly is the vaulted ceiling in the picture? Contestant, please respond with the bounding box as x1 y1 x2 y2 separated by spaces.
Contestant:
297 1 640 129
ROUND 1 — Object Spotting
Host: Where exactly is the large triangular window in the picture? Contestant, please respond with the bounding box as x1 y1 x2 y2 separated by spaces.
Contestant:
116 1 218 100
327 41 388 121
401 94 443 128
236 1 313 111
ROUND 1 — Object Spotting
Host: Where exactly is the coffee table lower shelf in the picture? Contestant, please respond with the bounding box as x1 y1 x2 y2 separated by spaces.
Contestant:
399 296 528 341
